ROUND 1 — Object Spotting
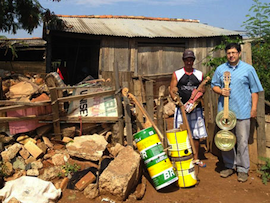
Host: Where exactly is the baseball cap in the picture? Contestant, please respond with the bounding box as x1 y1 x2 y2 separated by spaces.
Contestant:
183 50 195 59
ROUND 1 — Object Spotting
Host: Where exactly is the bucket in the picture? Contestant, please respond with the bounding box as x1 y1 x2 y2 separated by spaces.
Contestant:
146 153 178 190
134 126 164 164
171 155 197 188
134 127 178 190
166 129 192 157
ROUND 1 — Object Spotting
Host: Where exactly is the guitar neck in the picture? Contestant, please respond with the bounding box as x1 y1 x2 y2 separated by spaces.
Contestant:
223 83 229 119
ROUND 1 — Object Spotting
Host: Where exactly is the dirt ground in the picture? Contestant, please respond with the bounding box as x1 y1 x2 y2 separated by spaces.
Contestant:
58 150 270 203
57 117 270 203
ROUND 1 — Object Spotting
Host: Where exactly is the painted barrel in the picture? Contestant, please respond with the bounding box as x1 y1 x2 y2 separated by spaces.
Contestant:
171 155 197 188
146 153 178 190
134 127 178 190
134 126 164 164
166 129 192 158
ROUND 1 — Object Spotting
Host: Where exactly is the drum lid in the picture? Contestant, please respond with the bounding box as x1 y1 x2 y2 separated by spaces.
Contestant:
215 110 237 131
214 130 236 151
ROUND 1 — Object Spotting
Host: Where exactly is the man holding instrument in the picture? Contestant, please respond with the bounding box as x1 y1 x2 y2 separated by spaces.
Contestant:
211 43 263 182
169 49 208 167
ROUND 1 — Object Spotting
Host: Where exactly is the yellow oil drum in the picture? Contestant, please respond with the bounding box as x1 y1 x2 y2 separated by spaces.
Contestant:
166 129 192 158
134 127 178 190
171 155 197 188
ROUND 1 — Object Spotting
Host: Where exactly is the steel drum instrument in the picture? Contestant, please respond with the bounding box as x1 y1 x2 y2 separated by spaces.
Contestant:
214 71 237 151
215 71 237 131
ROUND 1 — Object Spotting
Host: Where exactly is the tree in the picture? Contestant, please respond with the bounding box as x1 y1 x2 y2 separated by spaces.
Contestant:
203 36 243 78
0 0 60 35
242 0 270 101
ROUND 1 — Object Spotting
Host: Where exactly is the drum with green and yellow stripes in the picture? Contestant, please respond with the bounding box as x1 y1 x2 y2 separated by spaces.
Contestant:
134 127 178 190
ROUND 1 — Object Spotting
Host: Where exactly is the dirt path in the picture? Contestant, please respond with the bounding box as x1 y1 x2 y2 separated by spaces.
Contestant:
58 150 270 203
58 117 270 203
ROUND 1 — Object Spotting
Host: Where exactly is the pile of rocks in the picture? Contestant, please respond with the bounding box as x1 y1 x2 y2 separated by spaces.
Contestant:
0 126 146 202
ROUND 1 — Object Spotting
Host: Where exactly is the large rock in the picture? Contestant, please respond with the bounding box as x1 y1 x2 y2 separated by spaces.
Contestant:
1 143 22 162
99 146 141 201
9 81 38 99
38 166 62 181
66 135 107 161
52 152 70 166
84 184 99 199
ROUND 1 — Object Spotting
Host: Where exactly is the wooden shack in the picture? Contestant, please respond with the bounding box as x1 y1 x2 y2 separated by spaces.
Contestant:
0 38 46 75
42 15 266 167
42 15 242 87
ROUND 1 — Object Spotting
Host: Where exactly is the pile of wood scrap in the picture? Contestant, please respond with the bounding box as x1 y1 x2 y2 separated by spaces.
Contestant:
0 72 51 136
0 71 148 202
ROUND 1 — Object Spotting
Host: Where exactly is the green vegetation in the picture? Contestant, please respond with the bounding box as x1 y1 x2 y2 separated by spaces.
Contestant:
61 162 80 177
0 0 61 35
258 157 270 185
204 0 270 102
0 161 8 177
242 0 270 102
203 36 243 79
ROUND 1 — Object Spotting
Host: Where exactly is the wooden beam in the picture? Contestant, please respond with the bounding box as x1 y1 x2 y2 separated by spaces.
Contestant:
145 80 154 120
0 114 52 123
0 100 51 106
257 91 266 163
122 81 133 146
49 88 61 138
114 62 124 145
57 90 115 103
40 116 119 123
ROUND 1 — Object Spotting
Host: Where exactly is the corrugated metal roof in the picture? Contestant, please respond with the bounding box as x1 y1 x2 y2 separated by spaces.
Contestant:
49 15 241 38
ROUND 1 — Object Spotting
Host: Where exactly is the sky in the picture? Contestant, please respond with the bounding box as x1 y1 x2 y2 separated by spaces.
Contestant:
0 0 269 39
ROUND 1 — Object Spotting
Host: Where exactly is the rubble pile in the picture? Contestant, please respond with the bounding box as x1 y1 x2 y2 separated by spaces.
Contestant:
0 128 144 202
0 71 147 203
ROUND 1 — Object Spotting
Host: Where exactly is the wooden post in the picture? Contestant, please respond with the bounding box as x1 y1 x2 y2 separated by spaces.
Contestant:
257 91 266 163
46 35 52 73
114 62 124 145
248 118 258 170
145 80 154 120
157 85 166 147
133 79 144 130
122 81 133 146
139 76 146 104
49 88 61 139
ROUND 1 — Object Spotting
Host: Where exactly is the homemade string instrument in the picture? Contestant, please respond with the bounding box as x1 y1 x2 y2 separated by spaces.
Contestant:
214 71 236 151
215 71 236 130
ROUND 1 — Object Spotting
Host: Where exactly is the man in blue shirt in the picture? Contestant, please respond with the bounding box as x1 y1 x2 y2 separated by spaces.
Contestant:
211 43 263 182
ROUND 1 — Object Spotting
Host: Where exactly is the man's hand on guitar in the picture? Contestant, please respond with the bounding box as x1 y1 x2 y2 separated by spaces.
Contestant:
221 88 230 97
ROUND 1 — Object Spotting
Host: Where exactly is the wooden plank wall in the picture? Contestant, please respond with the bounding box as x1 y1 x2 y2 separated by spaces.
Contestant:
187 37 221 75
137 46 184 75
99 37 266 166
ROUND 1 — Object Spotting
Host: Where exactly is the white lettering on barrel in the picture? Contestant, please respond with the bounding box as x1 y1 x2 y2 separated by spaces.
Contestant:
164 168 174 180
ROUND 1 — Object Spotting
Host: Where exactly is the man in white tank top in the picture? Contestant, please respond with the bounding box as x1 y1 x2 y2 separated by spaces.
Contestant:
169 50 208 167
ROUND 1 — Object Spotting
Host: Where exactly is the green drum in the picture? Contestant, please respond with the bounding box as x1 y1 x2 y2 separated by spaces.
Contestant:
134 127 164 164
146 153 178 190
134 127 178 190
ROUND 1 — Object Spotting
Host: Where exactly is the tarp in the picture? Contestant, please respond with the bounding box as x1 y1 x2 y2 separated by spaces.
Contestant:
0 176 61 203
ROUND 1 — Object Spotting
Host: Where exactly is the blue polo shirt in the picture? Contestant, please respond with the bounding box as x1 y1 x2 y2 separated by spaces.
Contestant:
211 60 263 119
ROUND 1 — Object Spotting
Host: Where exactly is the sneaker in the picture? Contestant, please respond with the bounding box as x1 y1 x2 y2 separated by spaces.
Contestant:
238 172 248 182
220 169 234 178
